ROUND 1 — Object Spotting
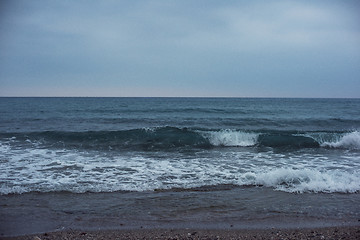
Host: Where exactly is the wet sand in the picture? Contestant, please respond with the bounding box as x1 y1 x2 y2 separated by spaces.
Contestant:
3 226 359 240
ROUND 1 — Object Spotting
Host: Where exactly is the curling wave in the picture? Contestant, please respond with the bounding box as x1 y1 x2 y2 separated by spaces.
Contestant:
1 127 359 150
320 131 360 149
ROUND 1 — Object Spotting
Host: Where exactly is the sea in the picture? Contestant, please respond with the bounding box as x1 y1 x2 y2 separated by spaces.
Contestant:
0 97 359 236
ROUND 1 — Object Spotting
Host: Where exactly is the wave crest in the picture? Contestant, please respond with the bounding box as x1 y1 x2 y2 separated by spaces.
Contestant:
201 130 258 147
321 131 360 149
242 168 360 193
2 128 360 151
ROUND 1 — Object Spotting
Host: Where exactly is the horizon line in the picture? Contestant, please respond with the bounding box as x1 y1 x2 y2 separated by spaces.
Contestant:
0 96 359 99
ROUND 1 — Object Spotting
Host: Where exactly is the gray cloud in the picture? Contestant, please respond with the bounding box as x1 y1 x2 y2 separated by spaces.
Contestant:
1 0 359 97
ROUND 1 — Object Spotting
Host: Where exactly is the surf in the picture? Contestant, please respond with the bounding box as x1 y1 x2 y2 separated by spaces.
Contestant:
320 131 360 149
1 128 360 151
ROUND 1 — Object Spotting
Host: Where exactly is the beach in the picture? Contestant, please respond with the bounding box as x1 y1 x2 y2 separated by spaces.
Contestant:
3 226 360 240
1 189 359 239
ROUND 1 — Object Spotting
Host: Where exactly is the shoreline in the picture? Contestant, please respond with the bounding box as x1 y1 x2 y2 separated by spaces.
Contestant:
1 190 359 238
2 226 360 240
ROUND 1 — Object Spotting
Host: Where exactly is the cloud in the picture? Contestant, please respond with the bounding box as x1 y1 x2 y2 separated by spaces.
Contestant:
0 0 359 97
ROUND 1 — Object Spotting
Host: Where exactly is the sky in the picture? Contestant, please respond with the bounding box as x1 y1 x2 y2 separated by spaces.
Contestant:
0 0 359 97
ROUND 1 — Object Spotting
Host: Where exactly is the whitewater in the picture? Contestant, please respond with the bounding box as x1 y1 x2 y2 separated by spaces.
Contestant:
1 99 359 195
1 129 359 195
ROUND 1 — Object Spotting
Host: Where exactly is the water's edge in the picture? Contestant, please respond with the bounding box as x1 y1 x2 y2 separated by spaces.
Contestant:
1 188 359 237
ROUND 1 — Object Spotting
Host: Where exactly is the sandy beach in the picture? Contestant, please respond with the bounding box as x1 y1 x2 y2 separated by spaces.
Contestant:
2 226 359 240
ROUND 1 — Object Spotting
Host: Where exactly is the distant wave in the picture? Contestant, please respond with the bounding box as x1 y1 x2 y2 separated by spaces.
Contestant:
1 127 359 150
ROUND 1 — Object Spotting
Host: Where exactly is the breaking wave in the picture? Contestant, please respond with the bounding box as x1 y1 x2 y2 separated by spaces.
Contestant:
242 168 360 193
1 127 359 150
200 129 258 147
1 153 358 194
320 131 360 149
1 128 359 195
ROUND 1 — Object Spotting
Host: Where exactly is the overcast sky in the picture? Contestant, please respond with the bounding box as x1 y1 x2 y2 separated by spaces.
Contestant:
0 0 359 97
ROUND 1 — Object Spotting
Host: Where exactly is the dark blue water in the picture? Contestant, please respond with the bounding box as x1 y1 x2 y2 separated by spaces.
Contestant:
0 97 359 236
1 97 359 132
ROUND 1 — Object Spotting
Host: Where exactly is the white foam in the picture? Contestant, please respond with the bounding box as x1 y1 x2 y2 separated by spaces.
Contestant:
242 168 360 193
1 138 359 194
202 130 258 147
321 131 360 149
0 141 12 153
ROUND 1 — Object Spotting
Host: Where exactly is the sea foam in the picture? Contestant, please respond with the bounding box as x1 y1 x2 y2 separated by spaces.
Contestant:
1 132 359 195
321 131 360 149
243 168 360 193
202 130 258 147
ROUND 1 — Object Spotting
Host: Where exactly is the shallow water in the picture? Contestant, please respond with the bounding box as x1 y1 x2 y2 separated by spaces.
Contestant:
1 187 359 236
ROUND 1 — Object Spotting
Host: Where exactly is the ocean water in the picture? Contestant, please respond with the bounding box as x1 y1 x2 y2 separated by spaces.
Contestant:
0 97 359 235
